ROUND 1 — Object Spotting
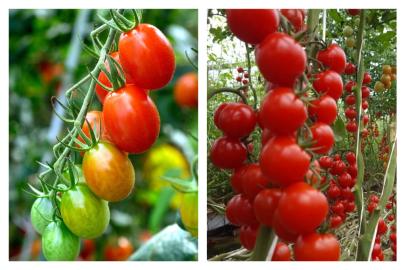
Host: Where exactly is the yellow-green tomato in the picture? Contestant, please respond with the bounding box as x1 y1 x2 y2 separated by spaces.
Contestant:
83 142 135 202
180 192 198 237
30 197 54 235
61 183 110 239
42 220 80 261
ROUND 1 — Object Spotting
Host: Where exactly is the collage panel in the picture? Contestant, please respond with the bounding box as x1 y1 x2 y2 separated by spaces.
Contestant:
9 9 198 261
207 9 396 261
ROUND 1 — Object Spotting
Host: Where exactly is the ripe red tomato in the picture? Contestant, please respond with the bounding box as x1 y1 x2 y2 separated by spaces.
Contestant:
259 87 307 135
240 224 259 250
319 156 333 168
347 9 361 16
104 237 134 261
363 114 369 125
95 52 134 104
347 164 358 178
272 215 299 243
331 201 345 215
80 239 96 260
361 86 370 99
377 218 388 235
338 172 353 188
294 233 340 261
346 121 357 133
226 9 280 45
316 44 347 74
214 103 228 129
260 136 310 187
345 94 356 105
313 70 343 100
253 188 282 227
218 102 256 138
345 80 356 92
272 242 291 261
103 84 160 154
330 160 347 175
225 194 257 226
362 100 369 110
308 95 337 125
275 182 328 234
240 163 271 201
236 76 242 82
281 9 305 32
346 201 356 212
327 183 341 199
255 33 306 86
210 136 247 169
345 152 356 164
363 72 372 85
230 165 249 194
261 128 274 145
329 215 343 228
83 141 135 202
237 67 244 73
119 23 175 90
174 72 198 108
78 111 111 148
344 107 357 120
344 63 356 75
310 122 335 154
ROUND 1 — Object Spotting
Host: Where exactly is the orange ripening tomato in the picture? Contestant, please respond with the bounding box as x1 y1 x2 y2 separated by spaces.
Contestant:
104 237 134 261
95 52 135 104
174 72 198 108
83 141 135 202
103 84 160 154
119 24 175 90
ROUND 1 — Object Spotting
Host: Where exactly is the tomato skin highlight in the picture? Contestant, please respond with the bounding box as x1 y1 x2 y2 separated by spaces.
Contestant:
31 197 54 235
103 84 160 154
104 237 134 261
83 142 135 202
226 9 280 45
294 233 341 261
260 136 310 187
118 23 175 90
259 87 307 135
275 182 328 235
42 221 80 261
210 136 247 169
272 242 291 261
61 183 110 239
253 188 282 227
174 72 198 108
218 102 256 138
95 52 134 104
255 33 307 86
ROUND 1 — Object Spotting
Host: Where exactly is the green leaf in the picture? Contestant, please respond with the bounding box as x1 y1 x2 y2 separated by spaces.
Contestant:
129 224 197 261
333 115 346 142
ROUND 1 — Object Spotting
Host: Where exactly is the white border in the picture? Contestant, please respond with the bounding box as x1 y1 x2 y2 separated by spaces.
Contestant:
2 1 405 270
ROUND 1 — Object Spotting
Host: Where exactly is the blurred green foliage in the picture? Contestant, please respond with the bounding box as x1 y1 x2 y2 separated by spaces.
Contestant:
9 9 198 261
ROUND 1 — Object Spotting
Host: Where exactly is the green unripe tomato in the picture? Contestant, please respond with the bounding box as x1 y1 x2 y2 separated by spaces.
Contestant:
42 221 80 261
343 26 353 37
30 197 54 235
180 192 198 237
346 37 356 48
61 183 110 239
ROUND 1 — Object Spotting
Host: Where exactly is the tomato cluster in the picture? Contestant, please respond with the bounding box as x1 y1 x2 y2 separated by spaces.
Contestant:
30 21 176 261
210 9 350 261
235 66 249 85
375 65 396 91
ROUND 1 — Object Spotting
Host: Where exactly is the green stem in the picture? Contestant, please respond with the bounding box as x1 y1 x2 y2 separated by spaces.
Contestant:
207 87 248 104
249 225 275 261
306 9 322 59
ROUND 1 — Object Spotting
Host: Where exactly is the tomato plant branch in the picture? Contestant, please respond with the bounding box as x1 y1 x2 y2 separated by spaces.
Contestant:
249 225 275 261
306 9 322 59
244 43 257 109
208 87 248 104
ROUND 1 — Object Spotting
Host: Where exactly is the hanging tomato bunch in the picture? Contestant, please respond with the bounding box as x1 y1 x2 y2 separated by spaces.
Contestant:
28 10 198 261
209 8 352 261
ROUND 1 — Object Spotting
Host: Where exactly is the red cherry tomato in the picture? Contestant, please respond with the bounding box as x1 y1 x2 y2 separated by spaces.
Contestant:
327 183 341 199
344 63 356 75
308 95 337 125
119 23 175 90
210 136 247 169
104 237 134 261
272 215 299 243
218 102 257 138
363 72 372 85
237 67 244 73
275 182 328 234
214 103 228 129
319 156 333 168
310 122 335 154
240 223 259 250
174 72 198 108
272 242 291 261
345 80 356 92
226 9 280 45
259 87 307 135
363 114 369 125
347 164 358 178
260 136 310 187
225 194 257 226
346 121 357 133
329 215 343 228
313 70 343 100
330 160 347 175
345 94 356 105
255 33 306 86
345 107 357 120
362 100 369 110
261 128 274 145
347 9 361 16
95 52 135 104
345 152 356 164
338 172 353 188
294 233 341 261
361 86 370 99
236 76 242 82
230 165 249 194
316 44 347 74
253 188 282 227
103 85 160 154
281 9 305 32
240 163 271 201
377 218 388 235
